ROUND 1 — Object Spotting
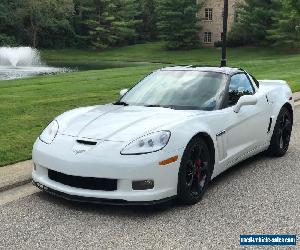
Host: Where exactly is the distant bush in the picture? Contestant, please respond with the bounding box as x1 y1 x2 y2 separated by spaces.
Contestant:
0 34 16 46
226 27 249 47
214 41 222 48
214 26 248 48
214 37 245 48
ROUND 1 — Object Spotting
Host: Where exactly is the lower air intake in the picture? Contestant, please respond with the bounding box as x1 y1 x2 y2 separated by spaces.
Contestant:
48 169 117 191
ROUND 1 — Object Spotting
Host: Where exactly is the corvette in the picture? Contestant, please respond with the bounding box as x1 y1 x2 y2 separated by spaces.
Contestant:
32 66 294 205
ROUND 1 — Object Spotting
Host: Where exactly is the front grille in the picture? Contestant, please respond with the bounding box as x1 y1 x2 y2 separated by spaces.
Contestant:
48 169 117 191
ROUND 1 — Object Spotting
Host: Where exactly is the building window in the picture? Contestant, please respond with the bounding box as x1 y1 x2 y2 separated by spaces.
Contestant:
204 32 212 43
205 8 213 21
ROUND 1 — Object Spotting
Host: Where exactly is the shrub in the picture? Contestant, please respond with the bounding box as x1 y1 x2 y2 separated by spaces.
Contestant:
0 34 16 46
226 27 249 47
214 41 222 48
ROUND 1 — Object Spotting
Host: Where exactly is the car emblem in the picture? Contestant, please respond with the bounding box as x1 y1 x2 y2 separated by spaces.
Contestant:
73 149 87 155
72 144 90 155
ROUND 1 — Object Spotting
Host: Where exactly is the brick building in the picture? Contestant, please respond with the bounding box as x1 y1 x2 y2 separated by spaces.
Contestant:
198 0 241 46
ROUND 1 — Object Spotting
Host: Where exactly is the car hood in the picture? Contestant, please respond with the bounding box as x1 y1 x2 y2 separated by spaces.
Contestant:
57 104 200 142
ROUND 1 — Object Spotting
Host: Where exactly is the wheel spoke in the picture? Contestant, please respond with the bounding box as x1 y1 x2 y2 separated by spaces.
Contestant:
187 175 193 188
194 172 206 193
196 177 203 193
280 135 284 149
199 174 207 189
191 145 202 162
280 115 286 129
199 146 206 159
186 163 194 188
278 112 292 149
201 162 209 171
283 120 292 134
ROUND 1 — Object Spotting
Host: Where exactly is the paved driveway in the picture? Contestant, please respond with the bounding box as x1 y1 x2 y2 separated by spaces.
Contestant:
0 108 299 250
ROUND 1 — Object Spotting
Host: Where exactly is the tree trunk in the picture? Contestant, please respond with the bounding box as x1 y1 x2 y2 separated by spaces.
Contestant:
30 13 38 47
33 28 37 48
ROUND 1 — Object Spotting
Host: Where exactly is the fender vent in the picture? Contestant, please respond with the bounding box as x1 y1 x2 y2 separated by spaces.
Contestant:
76 140 97 146
267 118 273 133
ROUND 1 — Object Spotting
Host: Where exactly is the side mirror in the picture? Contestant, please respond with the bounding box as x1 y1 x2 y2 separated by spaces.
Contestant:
233 95 257 113
120 89 128 98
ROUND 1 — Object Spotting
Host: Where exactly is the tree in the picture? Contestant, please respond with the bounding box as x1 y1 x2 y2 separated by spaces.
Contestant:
113 0 142 46
135 0 158 41
81 0 141 49
72 0 101 48
228 0 277 46
0 0 20 45
157 0 203 50
82 0 115 49
17 0 74 47
268 0 300 49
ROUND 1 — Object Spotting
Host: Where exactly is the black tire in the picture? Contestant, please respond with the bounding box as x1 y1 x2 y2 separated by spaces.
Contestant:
267 107 293 157
177 136 213 205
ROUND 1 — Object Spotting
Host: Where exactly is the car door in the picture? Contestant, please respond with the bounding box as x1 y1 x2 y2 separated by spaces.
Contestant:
217 73 270 165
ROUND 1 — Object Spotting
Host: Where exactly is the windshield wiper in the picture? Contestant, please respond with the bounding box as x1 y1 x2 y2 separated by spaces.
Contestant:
114 101 129 106
145 104 206 110
144 104 162 107
144 104 174 109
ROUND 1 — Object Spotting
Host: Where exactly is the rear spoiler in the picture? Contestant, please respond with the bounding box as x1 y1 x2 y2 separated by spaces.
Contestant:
258 80 288 86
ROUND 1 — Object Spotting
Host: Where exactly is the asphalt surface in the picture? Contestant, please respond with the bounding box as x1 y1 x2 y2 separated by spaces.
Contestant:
0 108 299 250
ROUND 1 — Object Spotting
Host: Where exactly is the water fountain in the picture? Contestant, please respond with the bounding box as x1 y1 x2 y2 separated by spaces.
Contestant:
0 47 66 80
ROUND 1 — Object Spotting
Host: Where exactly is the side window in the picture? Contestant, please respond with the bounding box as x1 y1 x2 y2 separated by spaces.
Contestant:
228 73 254 106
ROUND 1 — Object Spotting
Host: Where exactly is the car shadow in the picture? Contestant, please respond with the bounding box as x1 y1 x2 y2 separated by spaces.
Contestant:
35 190 176 216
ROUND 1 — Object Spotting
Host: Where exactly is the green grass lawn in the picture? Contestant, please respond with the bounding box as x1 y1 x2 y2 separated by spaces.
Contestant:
1 42 300 167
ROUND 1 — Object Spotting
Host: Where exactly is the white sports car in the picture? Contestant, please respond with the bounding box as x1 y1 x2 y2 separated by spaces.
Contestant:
32 66 294 205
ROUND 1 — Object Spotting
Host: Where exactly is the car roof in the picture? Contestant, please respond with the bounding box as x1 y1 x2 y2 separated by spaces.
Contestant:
159 66 243 76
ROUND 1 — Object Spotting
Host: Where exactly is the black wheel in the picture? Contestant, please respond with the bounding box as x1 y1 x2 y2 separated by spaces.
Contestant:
177 137 213 205
267 107 293 157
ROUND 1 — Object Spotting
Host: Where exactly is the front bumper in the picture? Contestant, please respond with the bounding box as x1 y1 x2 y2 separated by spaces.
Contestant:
32 180 175 205
32 134 184 203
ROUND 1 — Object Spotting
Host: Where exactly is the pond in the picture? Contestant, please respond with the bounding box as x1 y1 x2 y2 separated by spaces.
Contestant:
0 47 70 80
0 47 155 81
49 60 152 71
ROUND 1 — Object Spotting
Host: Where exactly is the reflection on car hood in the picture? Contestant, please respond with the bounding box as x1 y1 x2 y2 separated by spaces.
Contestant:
57 104 202 141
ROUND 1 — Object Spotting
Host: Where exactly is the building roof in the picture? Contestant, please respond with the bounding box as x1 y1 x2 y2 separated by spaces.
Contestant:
160 66 242 75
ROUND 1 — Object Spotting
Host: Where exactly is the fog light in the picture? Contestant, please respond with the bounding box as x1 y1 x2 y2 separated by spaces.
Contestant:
132 180 154 190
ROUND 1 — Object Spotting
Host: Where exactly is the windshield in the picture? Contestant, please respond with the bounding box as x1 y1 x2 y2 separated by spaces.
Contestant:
120 70 228 111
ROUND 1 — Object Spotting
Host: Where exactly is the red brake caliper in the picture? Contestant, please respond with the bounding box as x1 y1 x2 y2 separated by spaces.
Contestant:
195 159 202 180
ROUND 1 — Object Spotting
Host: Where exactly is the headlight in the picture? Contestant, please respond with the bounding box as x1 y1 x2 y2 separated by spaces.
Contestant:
121 131 171 155
39 120 59 144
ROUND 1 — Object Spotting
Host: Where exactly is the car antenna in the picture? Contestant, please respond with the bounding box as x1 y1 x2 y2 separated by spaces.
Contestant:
220 0 229 67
